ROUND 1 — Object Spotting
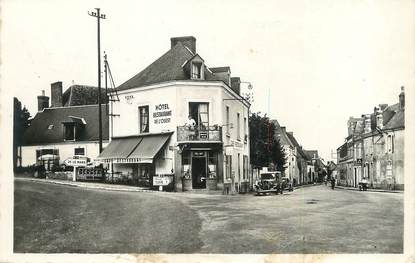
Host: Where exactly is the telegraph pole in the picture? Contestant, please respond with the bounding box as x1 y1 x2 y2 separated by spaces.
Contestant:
88 8 106 153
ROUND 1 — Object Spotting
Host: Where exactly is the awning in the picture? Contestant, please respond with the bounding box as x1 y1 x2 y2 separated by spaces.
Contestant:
97 137 143 161
128 133 172 163
97 132 172 164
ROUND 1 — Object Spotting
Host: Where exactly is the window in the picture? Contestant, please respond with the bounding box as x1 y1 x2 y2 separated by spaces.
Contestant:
225 155 232 179
64 123 75 141
74 147 85 156
208 152 217 178
237 113 241 140
191 62 203 79
387 134 394 153
139 106 149 133
189 102 209 129
244 117 247 142
226 106 230 134
238 153 241 180
243 155 248 180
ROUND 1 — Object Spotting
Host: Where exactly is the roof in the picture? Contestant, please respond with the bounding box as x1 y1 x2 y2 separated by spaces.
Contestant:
383 107 404 130
117 41 232 91
62 85 108 107
270 119 294 147
22 105 109 145
210 67 230 73
304 150 318 159
286 132 309 160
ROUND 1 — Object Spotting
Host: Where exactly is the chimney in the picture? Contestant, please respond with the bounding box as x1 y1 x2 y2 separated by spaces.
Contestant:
230 77 241 95
399 86 405 110
171 36 196 54
347 117 355 136
281 127 286 133
51 81 63 107
37 90 49 111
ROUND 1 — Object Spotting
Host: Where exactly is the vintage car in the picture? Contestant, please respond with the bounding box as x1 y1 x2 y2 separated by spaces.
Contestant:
253 171 283 195
281 176 294 192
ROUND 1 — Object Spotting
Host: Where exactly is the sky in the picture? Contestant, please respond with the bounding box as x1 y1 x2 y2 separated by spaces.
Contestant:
2 0 414 162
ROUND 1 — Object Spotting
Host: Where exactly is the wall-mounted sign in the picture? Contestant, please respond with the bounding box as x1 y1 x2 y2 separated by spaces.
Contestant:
153 103 172 124
125 95 134 104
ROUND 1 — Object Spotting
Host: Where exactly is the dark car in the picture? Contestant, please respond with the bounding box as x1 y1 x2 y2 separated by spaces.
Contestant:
253 172 283 195
281 177 294 192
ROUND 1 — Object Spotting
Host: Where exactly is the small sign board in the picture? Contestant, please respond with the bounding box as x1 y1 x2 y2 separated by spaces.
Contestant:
153 176 170 186
64 158 87 167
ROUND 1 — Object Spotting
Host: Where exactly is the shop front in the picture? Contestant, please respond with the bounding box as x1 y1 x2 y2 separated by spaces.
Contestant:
178 143 223 191
97 132 173 188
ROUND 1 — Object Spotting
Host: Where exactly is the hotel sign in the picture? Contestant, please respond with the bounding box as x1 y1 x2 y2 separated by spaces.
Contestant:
64 158 87 167
153 103 172 124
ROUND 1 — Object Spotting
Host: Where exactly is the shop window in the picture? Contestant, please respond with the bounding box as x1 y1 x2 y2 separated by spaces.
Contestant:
139 106 149 133
64 123 75 141
182 151 190 178
189 102 209 130
208 152 217 178
74 147 85 156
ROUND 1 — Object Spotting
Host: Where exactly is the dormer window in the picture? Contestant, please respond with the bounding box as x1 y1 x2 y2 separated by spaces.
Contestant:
191 62 203 79
64 123 75 141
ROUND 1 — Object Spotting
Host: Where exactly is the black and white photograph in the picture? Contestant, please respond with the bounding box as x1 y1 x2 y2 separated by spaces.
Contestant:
1 0 414 262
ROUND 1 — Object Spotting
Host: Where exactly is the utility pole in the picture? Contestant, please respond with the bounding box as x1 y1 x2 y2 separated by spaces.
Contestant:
88 8 106 153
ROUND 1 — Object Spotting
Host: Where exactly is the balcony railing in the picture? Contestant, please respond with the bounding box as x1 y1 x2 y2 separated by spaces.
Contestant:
177 125 222 142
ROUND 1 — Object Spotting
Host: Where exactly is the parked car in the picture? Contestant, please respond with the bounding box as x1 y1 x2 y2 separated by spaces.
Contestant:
253 171 283 195
281 177 294 192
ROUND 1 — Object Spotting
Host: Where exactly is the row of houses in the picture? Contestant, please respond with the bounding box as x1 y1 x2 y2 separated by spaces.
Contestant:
18 36 251 194
271 119 326 186
336 88 405 190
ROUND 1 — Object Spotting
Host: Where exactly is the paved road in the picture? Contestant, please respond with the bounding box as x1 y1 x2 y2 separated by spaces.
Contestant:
14 180 403 253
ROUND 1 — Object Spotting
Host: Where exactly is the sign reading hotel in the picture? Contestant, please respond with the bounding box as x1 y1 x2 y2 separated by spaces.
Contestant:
153 103 172 124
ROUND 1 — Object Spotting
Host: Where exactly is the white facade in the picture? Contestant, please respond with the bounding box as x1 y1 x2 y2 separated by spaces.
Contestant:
21 141 108 167
108 80 250 192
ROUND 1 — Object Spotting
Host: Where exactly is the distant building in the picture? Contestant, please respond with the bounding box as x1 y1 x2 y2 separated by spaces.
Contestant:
336 87 405 190
271 119 298 185
20 82 109 169
285 131 311 185
97 36 250 193
304 150 326 183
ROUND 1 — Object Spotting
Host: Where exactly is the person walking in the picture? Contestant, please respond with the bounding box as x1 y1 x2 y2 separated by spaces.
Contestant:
330 177 335 190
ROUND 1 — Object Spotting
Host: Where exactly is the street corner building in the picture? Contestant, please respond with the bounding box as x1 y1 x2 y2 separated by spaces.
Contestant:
336 87 405 190
19 82 110 172
97 36 251 193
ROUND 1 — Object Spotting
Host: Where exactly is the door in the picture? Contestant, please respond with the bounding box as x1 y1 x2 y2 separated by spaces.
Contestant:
192 157 207 189
354 167 357 188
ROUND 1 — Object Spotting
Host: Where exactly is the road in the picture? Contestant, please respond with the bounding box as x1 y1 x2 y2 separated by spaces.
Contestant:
14 179 403 253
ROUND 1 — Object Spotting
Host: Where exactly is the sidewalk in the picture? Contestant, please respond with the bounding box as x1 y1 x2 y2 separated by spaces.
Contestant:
15 177 225 195
334 184 403 194
15 177 159 193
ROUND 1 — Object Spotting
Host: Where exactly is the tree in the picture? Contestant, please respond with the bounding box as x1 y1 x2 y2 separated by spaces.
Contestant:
13 97 31 170
249 112 286 171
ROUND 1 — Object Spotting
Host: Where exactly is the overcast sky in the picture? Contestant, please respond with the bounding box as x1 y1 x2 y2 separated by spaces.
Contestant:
2 0 414 161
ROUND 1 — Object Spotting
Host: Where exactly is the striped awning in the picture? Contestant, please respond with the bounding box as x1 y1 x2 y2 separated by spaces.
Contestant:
97 132 172 164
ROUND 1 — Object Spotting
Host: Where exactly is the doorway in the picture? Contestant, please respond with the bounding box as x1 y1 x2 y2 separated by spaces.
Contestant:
192 157 207 189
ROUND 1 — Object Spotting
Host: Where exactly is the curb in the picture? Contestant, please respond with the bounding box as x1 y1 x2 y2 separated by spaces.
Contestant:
15 177 162 194
334 185 403 194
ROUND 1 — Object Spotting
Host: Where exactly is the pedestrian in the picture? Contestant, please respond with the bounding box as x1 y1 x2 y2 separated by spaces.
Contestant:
331 177 335 190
